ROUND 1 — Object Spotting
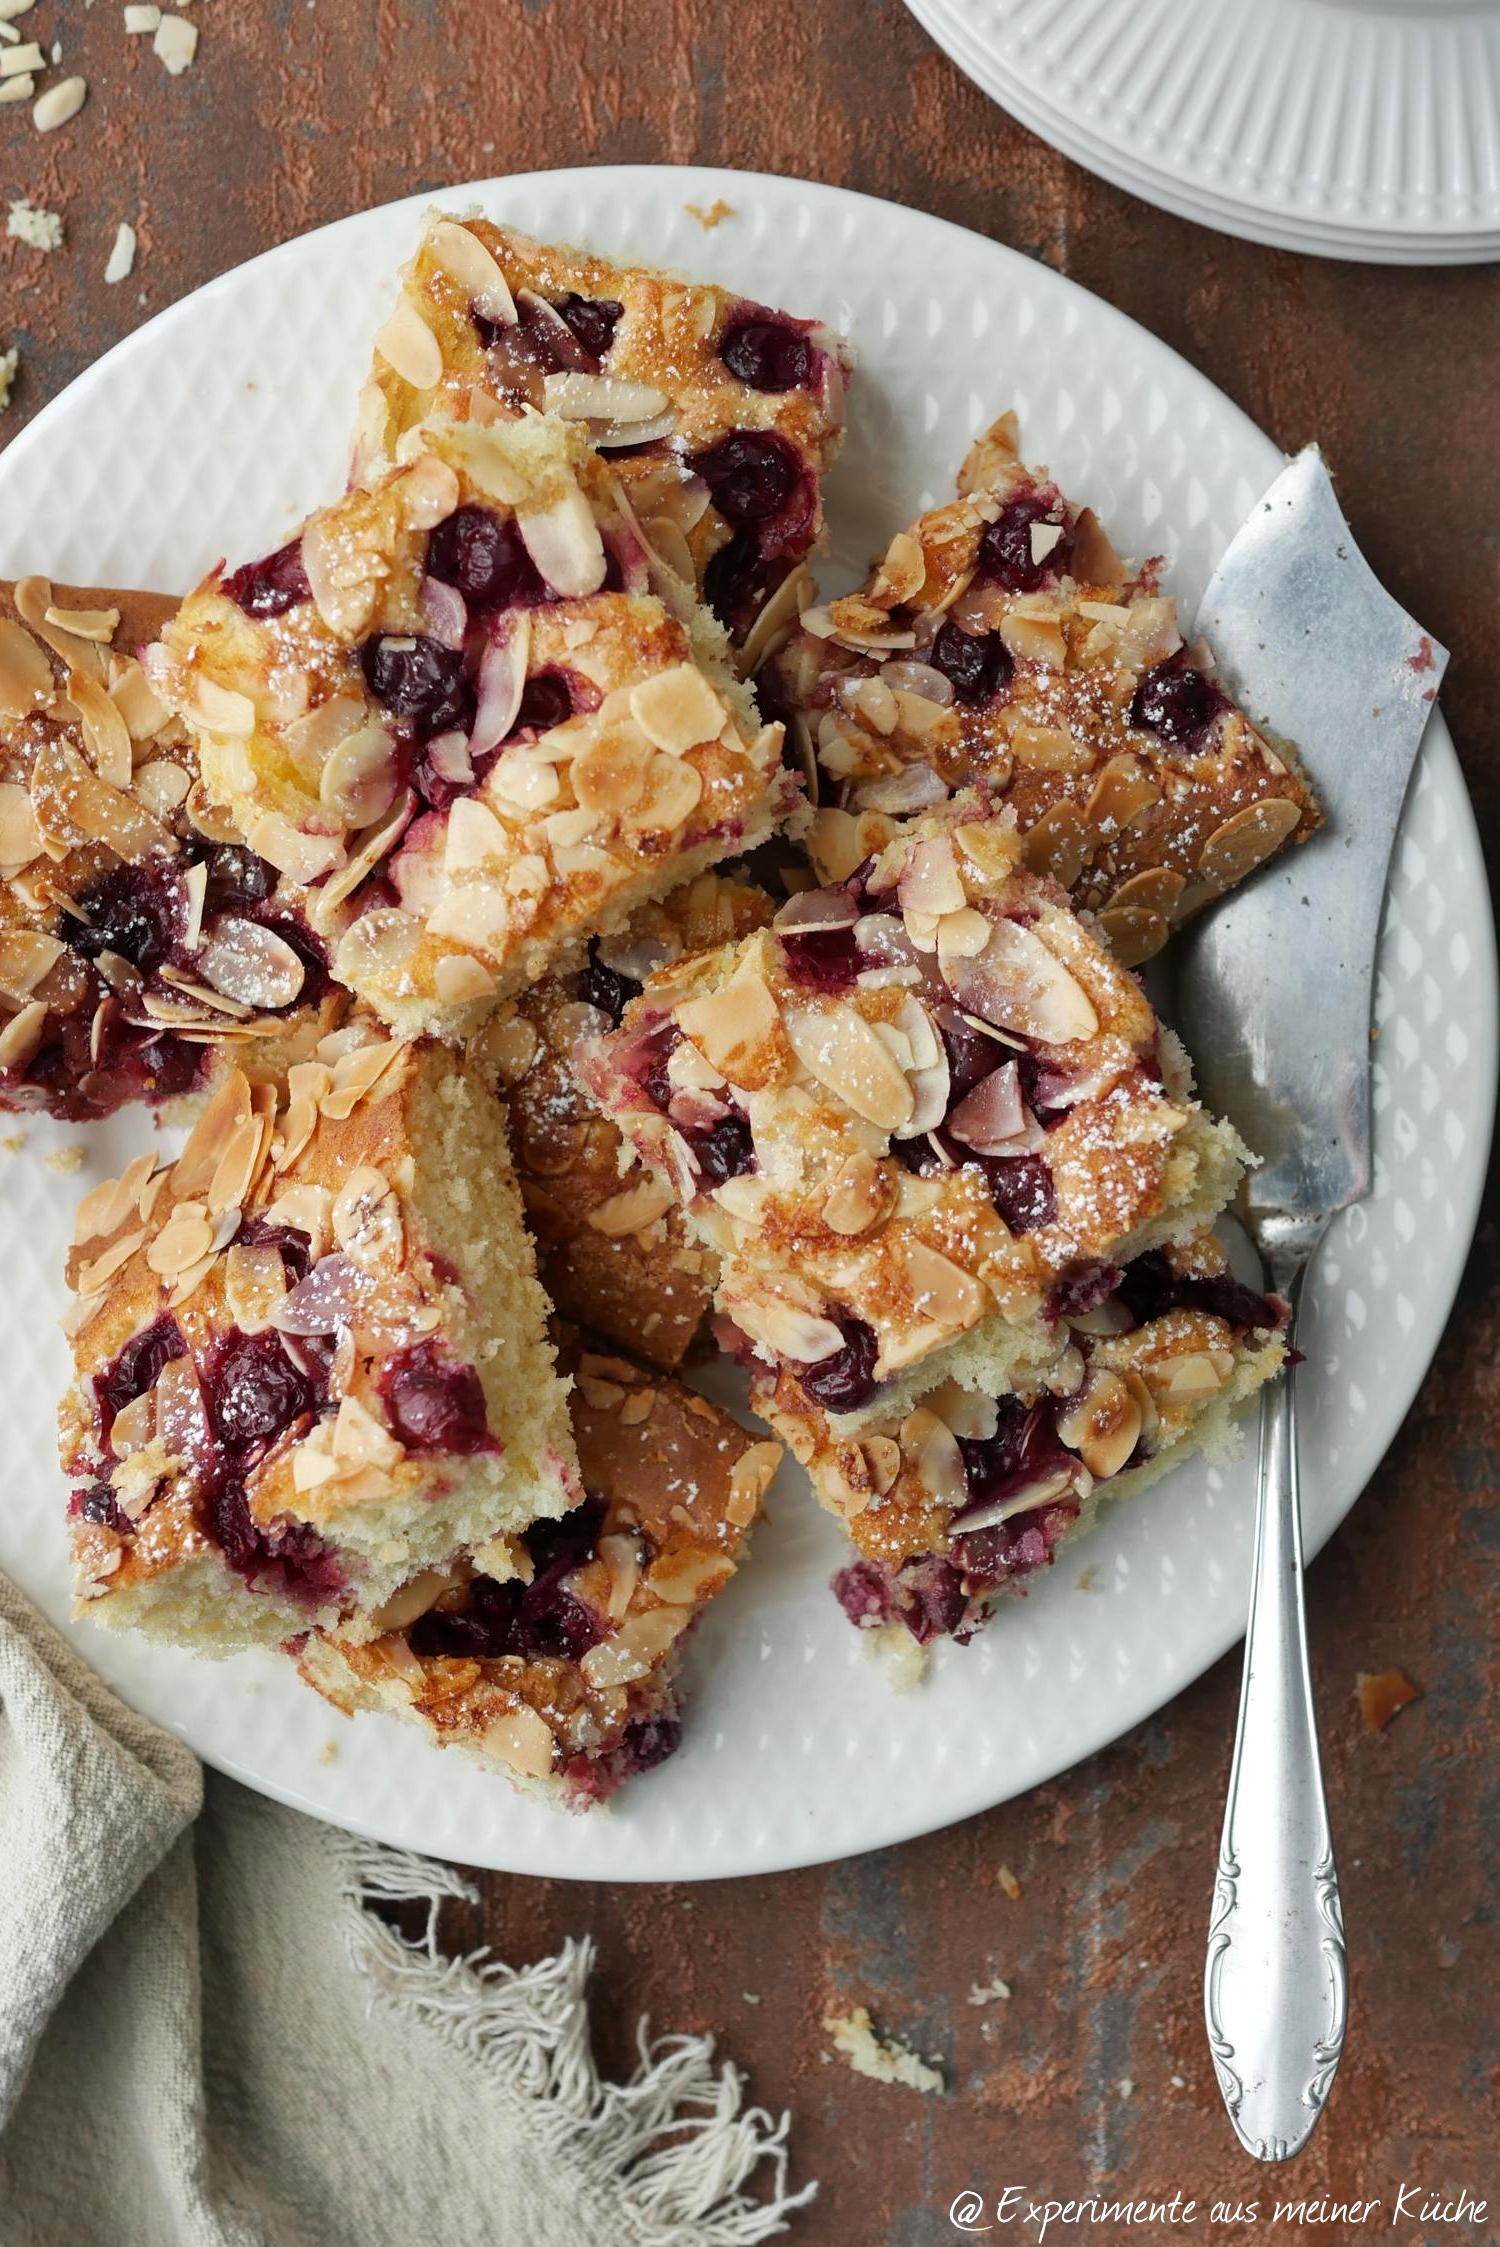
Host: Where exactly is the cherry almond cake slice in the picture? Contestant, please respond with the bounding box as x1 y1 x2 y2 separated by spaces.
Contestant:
61 1029 578 1652
475 869 772 1369
577 803 1249 1434
777 414 1319 965
760 1230 1286 1648
153 413 793 1043
296 1328 782 1807
352 211 852 654
1 578 340 1120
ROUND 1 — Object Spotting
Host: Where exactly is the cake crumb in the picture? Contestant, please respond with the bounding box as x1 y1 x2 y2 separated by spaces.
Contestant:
104 221 136 284
996 1864 1022 1901
742 1991 760 2005
1357 1667 1420 1732
1075 1564 1102 1593
824 2005 945 2094
1118 2077 1134 2100
1 1133 23 1155
685 197 734 231
7 198 62 251
0 345 18 411
966 1973 1011 2007
318 1738 338 1765
863 1618 929 1691
43 1145 85 1175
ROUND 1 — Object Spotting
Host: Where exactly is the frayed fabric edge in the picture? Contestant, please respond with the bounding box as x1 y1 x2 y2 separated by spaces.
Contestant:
334 1836 816 2247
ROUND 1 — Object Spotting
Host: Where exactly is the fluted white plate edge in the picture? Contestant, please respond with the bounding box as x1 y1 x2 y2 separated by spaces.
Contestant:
0 166 1492 1880
907 0 1500 265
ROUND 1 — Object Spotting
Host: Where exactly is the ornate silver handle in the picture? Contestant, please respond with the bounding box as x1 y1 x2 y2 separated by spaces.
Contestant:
1205 1256 1347 2161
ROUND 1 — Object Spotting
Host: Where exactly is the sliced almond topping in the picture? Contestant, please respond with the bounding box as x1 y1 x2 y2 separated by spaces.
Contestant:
1094 906 1168 969
276 1060 331 1167
821 1150 897 1238
0 780 42 869
1107 867 1187 918
898 1405 968 1510
172 1068 253 1195
479 1705 556 1780
109 656 171 741
727 1439 781 1524
332 906 421 992
941 916 1098 1045
434 953 496 1007
73 1225 149 1292
298 517 381 641
321 1035 405 1119
261 1182 333 1259
861 1435 902 1495
1150 1350 1228 1403
224 1240 290 1333
729 1288 845 1365
0 927 65 1001
319 717 399 827
999 608 1066 668
676 958 783 1087
1197 799 1303 890
1085 754 1161 835
516 480 607 599
191 676 257 737
646 1547 735 1606
0 618 54 720
783 1003 914 1132
428 218 516 325
629 663 725 758
578 1605 685 1688
331 1392 403 1469
542 372 671 425
374 294 444 390
131 761 192 821
869 529 926 607
1022 801 1091 888
41 604 117 645
208 1113 269 1216
482 1010 541 1086
1057 1368 1141 1480
897 834 966 918
586 1176 677 1237
627 749 704 835
68 670 133 788
0 996 47 1071
146 1207 215 1277
245 812 344 885
888 1238 988 1355
197 917 306 1011
597 1532 641 1620
29 737 169 864
331 1164 403 1272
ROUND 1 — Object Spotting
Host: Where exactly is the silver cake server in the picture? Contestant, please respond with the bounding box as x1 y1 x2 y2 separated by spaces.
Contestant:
1173 446 1448 2161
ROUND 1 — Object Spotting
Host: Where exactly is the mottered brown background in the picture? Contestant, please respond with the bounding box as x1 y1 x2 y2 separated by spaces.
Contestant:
3 4 1496 2242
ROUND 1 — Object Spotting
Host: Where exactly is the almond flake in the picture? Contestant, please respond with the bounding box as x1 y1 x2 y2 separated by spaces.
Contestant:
516 482 606 599
374 294 442 390
433 953 495 1007
727 1440 781 1524
783 1003 914 1133
629 663 724 757
0 619 54 720
676 960 782 1088
33 73 85 128
104 223 137 285
428 219 516 326
0 996 46 1070
587 1177 676 1237
479 1706 555 1780
152 16 196 75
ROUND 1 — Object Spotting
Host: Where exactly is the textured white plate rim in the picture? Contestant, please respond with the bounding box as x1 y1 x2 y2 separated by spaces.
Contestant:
917 0 1500 255
906 0 1500 265
0 163 1493 1881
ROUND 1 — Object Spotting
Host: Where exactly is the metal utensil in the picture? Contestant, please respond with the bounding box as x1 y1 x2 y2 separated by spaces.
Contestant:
1174 447 1449 2162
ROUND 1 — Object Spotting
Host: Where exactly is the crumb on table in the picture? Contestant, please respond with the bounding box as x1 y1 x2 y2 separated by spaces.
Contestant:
996 1864 1022 1901
824 2005 945 2094
1357 1667 1421 1732
966 1973 1012 2007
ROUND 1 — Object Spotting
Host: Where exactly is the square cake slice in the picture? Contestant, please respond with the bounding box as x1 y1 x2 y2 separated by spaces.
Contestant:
0 577 341 1120
295 1330 782 1808
758 1232 1286 1647
577 803 1249 1431
475 869 772 1369
152 413 795 1041
776 413 1319 965
352 211 852 652
61 1027 578 1652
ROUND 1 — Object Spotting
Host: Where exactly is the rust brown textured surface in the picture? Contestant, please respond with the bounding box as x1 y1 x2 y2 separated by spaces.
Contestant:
4 3 1496 2241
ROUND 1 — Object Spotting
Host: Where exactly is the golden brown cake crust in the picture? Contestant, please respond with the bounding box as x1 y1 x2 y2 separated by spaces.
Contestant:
153 414 793 1040
477 872 773 1369
779 414 1320 965
299 1331 782 1804
579 803 1247 1416
0 576 339 1120
353 212 852 646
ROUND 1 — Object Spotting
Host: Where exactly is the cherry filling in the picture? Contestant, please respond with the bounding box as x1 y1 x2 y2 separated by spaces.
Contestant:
233 1217 313 1285
225 538 312 619
973 1151 1058 1234
71 1482 132 1537
798 1310 880 1413
551 291 623 364
1129 650 1227 748
1112 1249 1280 1333
691 1111 756 1186
515 670 575 732
930 620 1013 707
206 1329 321 1452
473 293 623 372
360 631 474 742
72 860 187 976
425 506 545 611
975 494 1072 593
719 312 814 393
208 1480 345 1604
694 429 803 528
408 1496 609 1663
574 938 641 1027
562 1705 684 1804
778 923 860 993
379 1341 495 1456
94 1314 185 1439
201 844 276 916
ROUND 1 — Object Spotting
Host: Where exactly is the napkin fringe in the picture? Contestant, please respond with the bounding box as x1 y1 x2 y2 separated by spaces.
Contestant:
337 1837 817 2244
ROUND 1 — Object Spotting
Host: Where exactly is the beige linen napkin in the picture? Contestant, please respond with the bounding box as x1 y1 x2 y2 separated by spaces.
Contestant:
0 1577 812 2247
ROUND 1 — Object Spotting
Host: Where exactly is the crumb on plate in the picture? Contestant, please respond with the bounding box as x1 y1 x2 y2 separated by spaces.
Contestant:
685 197 733 230
862 1619 930 1691
43 1145 84 1174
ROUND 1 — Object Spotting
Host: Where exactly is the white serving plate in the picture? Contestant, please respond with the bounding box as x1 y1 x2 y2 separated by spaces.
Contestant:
0 166 1492 1880
907 0 1500 265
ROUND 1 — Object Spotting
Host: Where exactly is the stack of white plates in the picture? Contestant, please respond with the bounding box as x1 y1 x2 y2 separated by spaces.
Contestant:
906 0 1500 264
